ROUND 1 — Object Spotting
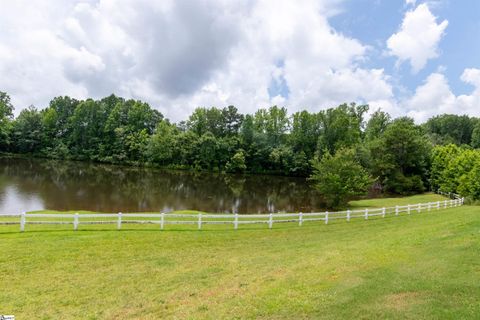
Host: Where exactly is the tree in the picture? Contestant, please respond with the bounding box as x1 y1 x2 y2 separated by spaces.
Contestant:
424 114 476 145
11 106 44 153
225 149 247 173
253 106 289 146
289 110 321 159
369 117 431 194
471 122 480 148
194 132 219 170
147 121 177 165
364 109 390 142
430 144 462 192
187 107 223 137
309 148 372 209
68 99 106 159
0 91 14 150
316 103 368 156
222 105 244 136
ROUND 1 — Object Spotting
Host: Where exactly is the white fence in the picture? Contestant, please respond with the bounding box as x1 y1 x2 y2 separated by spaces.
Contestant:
0 195 464 232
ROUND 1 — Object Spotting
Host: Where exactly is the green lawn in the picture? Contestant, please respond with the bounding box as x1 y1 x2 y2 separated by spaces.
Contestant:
348 192 449 209
0 194 478 319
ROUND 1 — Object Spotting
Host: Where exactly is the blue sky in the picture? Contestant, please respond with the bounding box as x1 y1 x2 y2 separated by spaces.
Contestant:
0 0 478 122
331 0 480 95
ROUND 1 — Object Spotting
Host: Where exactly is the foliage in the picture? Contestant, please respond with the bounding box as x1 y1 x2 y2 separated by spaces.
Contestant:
0 91 14 149
225 149 247 173
424 114 478 146
11 106 44 153
368 117 431 194
430 144 480 200
309 148 373 209
3 89 480 198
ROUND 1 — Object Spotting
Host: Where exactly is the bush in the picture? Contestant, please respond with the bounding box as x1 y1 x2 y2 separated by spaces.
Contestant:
309 148 373 209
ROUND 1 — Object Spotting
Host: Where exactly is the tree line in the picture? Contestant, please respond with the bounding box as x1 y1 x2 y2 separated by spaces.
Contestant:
1 91 480 207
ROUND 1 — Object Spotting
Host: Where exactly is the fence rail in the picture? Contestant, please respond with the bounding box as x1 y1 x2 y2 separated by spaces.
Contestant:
0 193 464 232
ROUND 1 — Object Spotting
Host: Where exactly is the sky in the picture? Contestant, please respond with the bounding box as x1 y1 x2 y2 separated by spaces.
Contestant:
0 0 479 123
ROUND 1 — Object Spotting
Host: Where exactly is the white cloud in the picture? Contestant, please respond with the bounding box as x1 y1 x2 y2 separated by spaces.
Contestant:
0 0 398 121
405 0 417 6
406 68 480 122
387 3 448 73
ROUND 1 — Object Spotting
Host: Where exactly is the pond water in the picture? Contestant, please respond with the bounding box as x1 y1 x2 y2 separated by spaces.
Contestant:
0 157 324 214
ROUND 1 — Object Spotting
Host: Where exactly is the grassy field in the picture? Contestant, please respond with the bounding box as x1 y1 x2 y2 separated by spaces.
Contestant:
349 193 449 209
0 194 478 319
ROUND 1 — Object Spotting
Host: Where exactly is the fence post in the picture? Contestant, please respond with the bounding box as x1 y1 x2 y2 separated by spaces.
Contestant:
160 212 165 230
444 200 447 209
395 205 399 216
20 212 26 232
417 203 421 213
428 203 431 212
407 204 411 215
74 213 79 231
268 213 273 229
437 201 440 210
382 207 386 218
298 212 303 226
347 210 351 222
325 211 329 224
364 208 368 220
198 213 202 230
117 212 122 230
234 213 239 230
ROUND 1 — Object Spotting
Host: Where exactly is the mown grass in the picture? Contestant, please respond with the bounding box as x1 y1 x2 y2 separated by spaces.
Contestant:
27 192 448 215
348 192 448 209
0 194 478 319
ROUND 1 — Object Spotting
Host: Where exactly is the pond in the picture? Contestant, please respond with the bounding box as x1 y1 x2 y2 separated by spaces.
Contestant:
0 157 324 214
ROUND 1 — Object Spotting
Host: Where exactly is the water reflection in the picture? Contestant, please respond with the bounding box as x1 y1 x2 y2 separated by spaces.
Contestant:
0 157 323 214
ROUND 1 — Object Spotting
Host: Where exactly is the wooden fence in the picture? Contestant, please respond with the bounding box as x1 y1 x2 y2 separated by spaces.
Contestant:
0 195 464 232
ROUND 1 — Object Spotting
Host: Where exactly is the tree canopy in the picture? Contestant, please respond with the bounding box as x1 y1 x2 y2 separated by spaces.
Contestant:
2 90 480 206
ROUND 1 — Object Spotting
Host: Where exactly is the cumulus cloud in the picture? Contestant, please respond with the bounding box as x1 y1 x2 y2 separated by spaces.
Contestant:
0 0 399 120
406 68 480 122
5 0 475 127
387 3 448 73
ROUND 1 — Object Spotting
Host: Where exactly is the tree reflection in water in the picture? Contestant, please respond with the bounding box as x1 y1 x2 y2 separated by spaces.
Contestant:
0 157 323 214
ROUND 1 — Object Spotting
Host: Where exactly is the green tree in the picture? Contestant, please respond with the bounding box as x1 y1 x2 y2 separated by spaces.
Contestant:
147 121 177 165
12 106 43 153
225 149 247 173
471 122 480 148
0 91 14 150
68 99 106 159
365 109 390 142
430 144 462 192
289 110 321 159
424 114 476 145
369 117 431 194
309 148 372 209
11 106 44 153
317 103 368 156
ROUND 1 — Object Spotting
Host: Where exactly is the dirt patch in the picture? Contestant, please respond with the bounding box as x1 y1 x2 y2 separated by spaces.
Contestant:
383 291 425 311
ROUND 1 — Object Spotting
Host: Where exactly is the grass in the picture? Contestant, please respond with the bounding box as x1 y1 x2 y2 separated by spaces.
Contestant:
348 192 449 209
26 192 448 215
0 193 478 319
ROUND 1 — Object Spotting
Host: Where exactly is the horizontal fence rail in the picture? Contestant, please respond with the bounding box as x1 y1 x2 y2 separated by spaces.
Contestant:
0 193 464 233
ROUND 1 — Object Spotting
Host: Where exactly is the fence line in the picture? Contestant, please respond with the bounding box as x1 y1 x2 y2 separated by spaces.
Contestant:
0 193 464 232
